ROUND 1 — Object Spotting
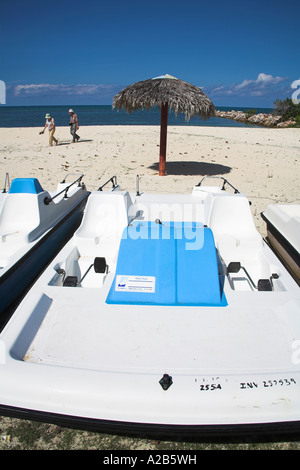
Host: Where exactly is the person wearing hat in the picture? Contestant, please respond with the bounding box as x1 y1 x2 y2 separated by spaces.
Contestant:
40 113 58 146
68 109 80 143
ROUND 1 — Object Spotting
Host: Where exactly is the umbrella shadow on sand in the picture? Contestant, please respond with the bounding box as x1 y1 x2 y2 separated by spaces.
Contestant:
148 161 232 177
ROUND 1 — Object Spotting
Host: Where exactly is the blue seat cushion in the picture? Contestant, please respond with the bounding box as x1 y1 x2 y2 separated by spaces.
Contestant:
9 178 44 194
106 222 227 307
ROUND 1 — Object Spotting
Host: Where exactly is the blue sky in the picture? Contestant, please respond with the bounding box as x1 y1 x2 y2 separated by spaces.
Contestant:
1 0 299 107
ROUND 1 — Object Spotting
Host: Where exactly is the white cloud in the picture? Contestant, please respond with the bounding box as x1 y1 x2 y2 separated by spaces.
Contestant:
209 73 289 98
256 73 285 84
14 83 119 97
235 79 253 90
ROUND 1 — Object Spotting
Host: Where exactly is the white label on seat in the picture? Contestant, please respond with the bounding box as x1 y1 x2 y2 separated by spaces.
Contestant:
115 275 156 293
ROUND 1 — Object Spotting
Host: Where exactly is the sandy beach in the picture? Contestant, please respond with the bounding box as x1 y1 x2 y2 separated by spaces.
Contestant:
0 125 299 237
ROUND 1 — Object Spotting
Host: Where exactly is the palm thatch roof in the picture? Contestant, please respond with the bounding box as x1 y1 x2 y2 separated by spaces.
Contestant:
112 74 215 121
112 75 215 175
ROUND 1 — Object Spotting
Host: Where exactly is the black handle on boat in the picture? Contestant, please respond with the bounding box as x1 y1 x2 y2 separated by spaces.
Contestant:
196 176 240 194
44 174 84 205
97 176 117 191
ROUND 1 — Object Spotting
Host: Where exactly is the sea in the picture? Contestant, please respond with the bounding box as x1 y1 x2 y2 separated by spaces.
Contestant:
0 105 273 128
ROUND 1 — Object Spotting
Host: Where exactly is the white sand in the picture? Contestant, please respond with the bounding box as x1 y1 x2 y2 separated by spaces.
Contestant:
0 125 299 236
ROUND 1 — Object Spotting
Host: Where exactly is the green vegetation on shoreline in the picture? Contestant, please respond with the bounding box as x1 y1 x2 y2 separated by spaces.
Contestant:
273 98 300 127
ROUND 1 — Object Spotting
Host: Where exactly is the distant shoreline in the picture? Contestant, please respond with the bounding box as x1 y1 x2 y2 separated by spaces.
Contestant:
215 109 296 128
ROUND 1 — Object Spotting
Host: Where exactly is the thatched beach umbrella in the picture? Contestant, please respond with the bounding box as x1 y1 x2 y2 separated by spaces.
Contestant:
112 74 215 175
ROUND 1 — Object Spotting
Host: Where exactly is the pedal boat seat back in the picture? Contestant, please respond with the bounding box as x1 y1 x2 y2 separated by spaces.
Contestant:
107 221 227 306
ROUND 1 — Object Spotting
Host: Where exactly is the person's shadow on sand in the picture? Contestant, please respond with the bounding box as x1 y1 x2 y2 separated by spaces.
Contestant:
148 161 231 176
57 139 93 146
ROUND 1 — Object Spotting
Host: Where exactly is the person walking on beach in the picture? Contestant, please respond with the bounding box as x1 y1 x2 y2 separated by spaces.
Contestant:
40 113 58 146
69 109 80 143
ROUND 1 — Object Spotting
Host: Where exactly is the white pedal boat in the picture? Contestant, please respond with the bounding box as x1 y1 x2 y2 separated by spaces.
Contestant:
0 176 299 438
262 204 300 285
0 174 89 317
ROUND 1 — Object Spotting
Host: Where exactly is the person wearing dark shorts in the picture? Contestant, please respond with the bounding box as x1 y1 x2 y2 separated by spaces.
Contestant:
69 109 80 142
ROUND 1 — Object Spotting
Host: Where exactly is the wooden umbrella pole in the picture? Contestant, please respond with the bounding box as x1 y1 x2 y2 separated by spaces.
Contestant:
159 102 168 176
